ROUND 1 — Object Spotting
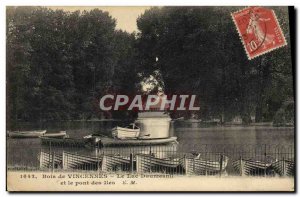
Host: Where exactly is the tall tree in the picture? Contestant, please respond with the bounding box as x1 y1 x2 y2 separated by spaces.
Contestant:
136 7 293 124
7 7 139 127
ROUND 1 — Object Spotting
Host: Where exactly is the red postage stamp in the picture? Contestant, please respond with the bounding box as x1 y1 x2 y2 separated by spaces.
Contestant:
231 7 287 60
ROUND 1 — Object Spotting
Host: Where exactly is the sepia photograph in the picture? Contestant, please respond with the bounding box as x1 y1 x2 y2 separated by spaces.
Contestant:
6 6 295 192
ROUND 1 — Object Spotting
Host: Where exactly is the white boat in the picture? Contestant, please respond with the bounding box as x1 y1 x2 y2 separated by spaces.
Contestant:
136 154 180 173
232 157 273 176
43 131 67 138
101 155 132 171
271 159 294 176
8 130 47 138
85 136 178 147
180 153 228 175
62 151 101 170
39 151 63 169
111 123 140 139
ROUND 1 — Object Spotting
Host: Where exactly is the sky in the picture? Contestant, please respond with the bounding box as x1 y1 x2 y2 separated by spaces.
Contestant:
47 6 151 33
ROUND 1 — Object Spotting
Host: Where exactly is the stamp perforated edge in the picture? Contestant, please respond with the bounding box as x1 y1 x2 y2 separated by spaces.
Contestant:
231 7 251 60
231 6 288 60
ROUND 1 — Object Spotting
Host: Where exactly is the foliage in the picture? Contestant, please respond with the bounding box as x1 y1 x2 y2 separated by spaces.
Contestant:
7 7 138 127
136 7 294 124
7 6 294 126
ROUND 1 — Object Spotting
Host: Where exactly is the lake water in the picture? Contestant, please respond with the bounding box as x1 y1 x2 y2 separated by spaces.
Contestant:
7 121 294 171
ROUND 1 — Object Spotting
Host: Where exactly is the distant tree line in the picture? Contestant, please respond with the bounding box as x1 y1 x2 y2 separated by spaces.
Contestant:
7 6 294 126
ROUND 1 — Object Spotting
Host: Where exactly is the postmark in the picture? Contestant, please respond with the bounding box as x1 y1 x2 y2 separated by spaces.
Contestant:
231 7 287 60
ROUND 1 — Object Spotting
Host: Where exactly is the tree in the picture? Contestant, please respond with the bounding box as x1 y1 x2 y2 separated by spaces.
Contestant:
7 7 139 127
136 7 293 124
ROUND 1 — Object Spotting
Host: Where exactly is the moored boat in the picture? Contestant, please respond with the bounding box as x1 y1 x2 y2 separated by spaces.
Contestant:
271 159 295 176
8 130 47 138
39 151 63 169
87 136 178 147
101 155 133 171
185 119 202 123
136 154 181 173
112 123 140 139
180 154 228 175
43 131 67 138
232 157 273 176
62 151 101 170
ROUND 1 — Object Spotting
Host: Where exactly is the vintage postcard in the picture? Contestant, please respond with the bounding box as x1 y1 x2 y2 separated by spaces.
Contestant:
6 6 295 192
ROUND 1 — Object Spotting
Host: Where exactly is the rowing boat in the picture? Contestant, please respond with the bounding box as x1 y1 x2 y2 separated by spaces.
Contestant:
271 159 295 176
180 154 228 175
232 157 272 176
112 123 140 139
87 136 178 147
43 131 67 138
8 130 46 138
41 135 178 148
62 151 101 170
136 154 180 173
39 151 63 169
101 155 133 171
